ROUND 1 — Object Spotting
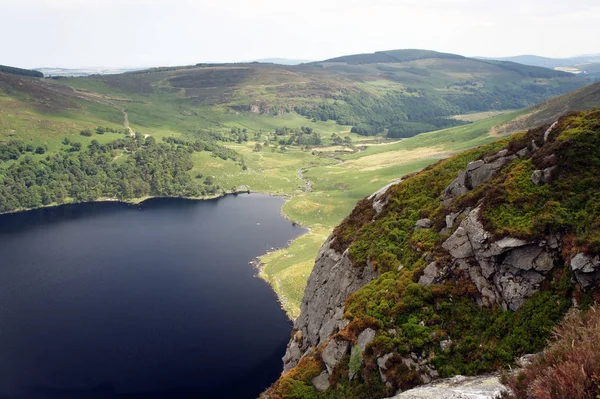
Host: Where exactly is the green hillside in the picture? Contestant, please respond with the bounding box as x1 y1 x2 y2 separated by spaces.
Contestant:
265 108 600 399
1 52 599 318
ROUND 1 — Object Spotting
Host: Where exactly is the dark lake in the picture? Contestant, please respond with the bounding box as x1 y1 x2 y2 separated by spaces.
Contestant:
0 194 305 399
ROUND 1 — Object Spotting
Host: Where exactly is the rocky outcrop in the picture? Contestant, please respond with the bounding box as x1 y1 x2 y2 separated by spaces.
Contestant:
283 193 386 371
440 146 536 207
437 207 559 310
370 178 403 214
570 253 600 287
385 375 507 399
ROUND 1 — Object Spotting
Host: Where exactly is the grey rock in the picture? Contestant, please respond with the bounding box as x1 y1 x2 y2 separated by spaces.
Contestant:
466 160 485 171
415 218 434 230
440 339 453 350
311 371 331 392
419 262 440 286
322 339 349 374
442 207 558 311
571 253 600 287
442 227 474 259
443 171 468 205
369 179 403 214
282 341 303 371
442 149 517 206
495 268 545 311
484 149 509 163
377 353 394 383
385 374 507 399
571 253 600 273
531 170 543 185
442 208 489 259
544 121 559 142
348 329 377 380
446 212 460 229
502 245 554 272
516 147 530 158
357 328 377 352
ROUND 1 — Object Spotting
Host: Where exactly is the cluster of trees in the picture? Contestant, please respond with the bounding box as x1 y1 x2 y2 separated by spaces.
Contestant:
0 141 47 161
331 133 352 145
0 130 243 213
162 136 238 161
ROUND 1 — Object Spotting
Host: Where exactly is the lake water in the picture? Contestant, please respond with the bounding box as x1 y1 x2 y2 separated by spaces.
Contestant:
0 194 305 398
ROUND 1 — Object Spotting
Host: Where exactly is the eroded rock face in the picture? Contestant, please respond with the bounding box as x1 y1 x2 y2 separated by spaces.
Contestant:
283 221 382 370
440 207 559 311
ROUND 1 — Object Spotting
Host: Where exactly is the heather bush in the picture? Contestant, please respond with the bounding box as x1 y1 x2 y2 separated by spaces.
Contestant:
503 305 600 399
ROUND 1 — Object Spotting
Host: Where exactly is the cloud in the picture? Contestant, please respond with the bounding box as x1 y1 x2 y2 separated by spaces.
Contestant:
0 0 598 68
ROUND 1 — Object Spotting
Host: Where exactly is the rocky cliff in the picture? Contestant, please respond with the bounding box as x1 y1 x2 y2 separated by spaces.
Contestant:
263 110 600 399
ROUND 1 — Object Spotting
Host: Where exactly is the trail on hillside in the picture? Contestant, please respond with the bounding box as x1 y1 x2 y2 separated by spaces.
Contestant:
121 108 135 137
66 86 139 138
297 168 312 192
296 153 346 193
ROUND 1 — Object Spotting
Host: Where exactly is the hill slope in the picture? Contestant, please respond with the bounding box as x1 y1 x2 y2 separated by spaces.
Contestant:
54 49 587 139
485 54 600 69
265 109 600 399
497 81 600 134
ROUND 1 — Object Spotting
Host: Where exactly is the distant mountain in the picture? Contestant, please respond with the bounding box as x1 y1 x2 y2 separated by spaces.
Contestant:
321 49 464 64
34 67 144 77
478 54 600 69
252 58 313 65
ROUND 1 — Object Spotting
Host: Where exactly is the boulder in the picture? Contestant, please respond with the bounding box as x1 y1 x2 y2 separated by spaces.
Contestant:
415 218 434 230
322 339 350 374
311 371 331 392
543 121 559 142
531 170 543 185
356 328 377 351
441 148 518 206
571 253 600 273
571 253 600 287
418 262 440 286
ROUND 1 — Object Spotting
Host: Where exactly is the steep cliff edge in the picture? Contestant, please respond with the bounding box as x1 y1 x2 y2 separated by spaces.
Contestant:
263 109 600 399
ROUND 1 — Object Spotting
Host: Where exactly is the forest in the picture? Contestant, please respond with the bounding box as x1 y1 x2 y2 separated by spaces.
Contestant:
0 133 238 213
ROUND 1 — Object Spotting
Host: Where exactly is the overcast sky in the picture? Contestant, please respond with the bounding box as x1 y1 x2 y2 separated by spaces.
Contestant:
1 0 599 69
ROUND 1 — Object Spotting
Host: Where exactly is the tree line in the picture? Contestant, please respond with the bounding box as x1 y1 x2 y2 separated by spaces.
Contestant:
0 133 238 213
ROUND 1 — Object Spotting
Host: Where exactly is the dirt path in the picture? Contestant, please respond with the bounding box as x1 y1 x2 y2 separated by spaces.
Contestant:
297 168 312 192
67 87 138 138
121 108 135 137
